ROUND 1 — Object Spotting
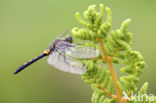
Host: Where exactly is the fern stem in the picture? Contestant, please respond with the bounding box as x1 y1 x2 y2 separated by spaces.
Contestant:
98 39 108 61
110 46 119 60
107 59 122 102
97 83 118 100
98 38 122 102
93 75 118 100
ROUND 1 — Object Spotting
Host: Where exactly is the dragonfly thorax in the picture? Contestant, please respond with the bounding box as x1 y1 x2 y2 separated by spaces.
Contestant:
49 42 55 52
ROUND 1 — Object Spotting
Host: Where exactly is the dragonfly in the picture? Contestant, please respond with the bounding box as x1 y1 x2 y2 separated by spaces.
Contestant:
14 31 99 75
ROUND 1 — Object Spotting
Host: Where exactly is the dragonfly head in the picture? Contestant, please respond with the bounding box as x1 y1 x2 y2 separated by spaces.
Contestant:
65 36 73 43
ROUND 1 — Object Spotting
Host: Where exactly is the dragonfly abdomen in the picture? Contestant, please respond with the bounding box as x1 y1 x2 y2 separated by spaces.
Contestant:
14 50 50 74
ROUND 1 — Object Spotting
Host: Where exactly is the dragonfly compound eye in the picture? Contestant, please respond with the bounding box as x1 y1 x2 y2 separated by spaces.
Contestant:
65 36 73 43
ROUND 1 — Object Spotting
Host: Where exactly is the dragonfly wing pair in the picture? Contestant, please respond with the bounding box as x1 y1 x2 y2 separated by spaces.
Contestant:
48 51 86 74
47 41 99 74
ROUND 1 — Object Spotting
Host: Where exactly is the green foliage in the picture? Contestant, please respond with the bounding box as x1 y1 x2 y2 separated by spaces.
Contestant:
128 82 156 103
71 4 155 103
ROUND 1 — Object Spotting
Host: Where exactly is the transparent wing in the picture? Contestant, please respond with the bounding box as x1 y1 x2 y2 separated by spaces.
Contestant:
47 51 86 74
55 41 99 58
66 46 99 58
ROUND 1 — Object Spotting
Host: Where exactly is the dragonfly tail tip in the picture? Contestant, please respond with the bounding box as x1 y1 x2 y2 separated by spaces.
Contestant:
13 71 18 75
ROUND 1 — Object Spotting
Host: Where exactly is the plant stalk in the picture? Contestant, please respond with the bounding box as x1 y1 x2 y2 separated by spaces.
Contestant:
98 38 123 102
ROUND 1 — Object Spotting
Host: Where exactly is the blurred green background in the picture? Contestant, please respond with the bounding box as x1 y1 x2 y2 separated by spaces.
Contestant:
0 0 156 103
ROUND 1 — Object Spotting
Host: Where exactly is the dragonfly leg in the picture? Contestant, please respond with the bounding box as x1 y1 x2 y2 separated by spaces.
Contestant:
54 48 62 69
55 46 69 62
62 51 69 65
54 48 61 61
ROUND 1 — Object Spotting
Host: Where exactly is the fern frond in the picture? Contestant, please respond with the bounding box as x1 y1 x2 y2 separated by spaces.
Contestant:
71 4 151 103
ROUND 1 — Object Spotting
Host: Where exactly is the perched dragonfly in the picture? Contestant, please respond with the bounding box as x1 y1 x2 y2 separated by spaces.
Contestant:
14 31 99 75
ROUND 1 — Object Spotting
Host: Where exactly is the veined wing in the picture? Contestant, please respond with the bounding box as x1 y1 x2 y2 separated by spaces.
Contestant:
66 46 99 58
47 50 86 74
55 41 99 58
